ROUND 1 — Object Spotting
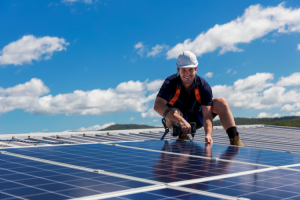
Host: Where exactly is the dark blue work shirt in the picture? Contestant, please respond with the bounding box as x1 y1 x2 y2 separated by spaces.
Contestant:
157 74 213 111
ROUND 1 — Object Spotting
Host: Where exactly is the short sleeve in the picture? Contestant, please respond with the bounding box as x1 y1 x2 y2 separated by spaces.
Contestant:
200 82 213 106
157 78 174 102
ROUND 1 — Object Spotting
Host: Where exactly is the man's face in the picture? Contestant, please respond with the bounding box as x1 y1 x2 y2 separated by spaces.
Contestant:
177 67 197 85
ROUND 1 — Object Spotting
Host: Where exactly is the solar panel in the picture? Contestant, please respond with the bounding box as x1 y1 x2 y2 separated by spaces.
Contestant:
114 140 300 166
181 169 300 199
1 137 300 200
5 143 268 183
0 154 153 200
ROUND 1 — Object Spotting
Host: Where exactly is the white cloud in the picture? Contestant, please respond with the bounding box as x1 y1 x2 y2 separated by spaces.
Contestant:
277 72 300 86
0 78 49 97
226 69 232 73
42 129 48 132
129 117 135 121
212 72 300 110
153 119 158 122
262 38 276 43
0 35 69 66
205 72 213 78
298 44 300 50
116 80 144 93
62 0 93 4
257 112 281 118
291 111 300 116
281 103 300 111
147 44 169 57
77 122 115 132
135 42 168 57
167 3 300 58
141 108 160 118
134 42 146 57
213 115 220 121
146 79 164 91
0 78 160 116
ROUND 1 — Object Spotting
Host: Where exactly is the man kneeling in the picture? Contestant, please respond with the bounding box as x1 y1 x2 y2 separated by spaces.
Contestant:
153 51 243 146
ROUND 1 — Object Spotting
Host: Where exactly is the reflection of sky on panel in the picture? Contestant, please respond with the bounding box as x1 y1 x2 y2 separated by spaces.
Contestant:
7 143 265 183
0 154 151 200
182 169 300 200
116 140 300 166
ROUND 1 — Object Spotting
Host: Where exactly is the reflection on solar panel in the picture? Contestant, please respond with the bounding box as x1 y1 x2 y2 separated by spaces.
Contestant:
1 125 300 199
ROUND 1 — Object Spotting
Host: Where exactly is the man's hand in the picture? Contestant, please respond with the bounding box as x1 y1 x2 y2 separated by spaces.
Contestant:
205 136 213 144
179 119 191 135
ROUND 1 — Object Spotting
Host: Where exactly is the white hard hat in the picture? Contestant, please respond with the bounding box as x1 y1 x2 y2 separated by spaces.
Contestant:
176 51 198 68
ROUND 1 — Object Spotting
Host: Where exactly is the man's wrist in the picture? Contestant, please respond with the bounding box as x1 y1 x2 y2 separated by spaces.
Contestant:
163 108 172 118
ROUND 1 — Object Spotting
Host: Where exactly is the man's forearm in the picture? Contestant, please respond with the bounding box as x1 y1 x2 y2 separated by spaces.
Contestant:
203 116 213 137
154 98 185 124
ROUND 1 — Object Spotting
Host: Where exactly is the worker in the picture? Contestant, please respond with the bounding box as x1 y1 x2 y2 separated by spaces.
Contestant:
153 51 243 146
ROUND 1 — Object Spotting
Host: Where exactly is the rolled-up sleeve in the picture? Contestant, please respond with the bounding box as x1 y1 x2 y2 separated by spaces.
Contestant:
200 83 213 106
157 78 173 102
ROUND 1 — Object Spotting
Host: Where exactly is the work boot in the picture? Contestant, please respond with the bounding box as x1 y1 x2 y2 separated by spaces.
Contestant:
178 133 190 141
230 135 244 147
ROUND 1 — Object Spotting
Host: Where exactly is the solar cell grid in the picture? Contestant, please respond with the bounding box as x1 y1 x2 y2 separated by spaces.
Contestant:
2 138 300 200
0 154 153 200
181 169 300 200
6 143 268 184
114 140 300 166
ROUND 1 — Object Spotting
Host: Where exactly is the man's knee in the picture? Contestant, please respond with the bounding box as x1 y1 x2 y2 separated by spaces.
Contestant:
212 97 229 113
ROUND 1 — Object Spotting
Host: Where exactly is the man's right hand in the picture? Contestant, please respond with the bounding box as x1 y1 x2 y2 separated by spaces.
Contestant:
179 119 191 135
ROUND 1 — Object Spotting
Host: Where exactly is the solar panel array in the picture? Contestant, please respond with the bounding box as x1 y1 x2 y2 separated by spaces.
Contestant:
1 125 300 199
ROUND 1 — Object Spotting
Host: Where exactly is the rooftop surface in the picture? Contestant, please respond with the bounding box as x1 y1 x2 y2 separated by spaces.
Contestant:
1 125 300 199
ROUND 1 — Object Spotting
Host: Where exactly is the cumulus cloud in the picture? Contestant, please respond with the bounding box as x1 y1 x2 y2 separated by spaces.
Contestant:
77 122 115 132
167 3 300 58
262 38 276 43
146 79 164 91
281 103 300 111
257 112 281 118
0 35 69 66
129 117 135 121
0 79 162 116
134 42 168 57
277 72 300 86
116 80 144 93
62 0 93 4
291 111 300 116
205 72 213 78
134 42 146 57
147 44 169 57
212 72 300 110
141 108 160 118
298 44 300 50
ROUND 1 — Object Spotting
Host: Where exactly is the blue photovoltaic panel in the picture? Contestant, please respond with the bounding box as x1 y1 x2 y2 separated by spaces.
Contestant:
0 154 152 200
107 188 223 200
6 143 266 183
181 169 300 200
114 140 300 166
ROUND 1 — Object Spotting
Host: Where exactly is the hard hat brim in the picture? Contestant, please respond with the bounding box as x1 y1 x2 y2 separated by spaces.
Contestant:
176 63 198 68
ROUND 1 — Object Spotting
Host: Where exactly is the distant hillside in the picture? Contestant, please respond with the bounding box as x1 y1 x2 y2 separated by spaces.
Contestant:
214 116 300 127
100 124 159 131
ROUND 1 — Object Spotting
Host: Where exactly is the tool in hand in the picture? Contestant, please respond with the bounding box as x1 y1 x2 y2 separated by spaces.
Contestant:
161 118 196 141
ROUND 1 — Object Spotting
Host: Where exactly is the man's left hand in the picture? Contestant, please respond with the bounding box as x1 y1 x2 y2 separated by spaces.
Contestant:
205 136 213 144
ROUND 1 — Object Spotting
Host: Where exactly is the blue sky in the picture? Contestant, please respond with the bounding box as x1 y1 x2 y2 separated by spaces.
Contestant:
1 0 300 134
